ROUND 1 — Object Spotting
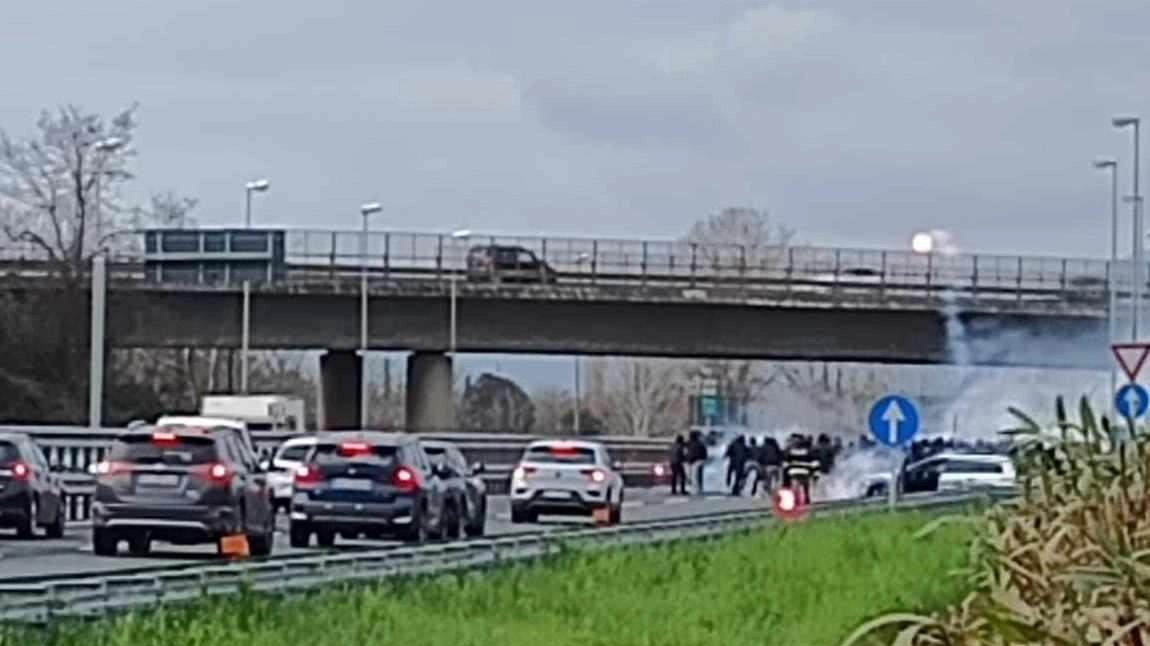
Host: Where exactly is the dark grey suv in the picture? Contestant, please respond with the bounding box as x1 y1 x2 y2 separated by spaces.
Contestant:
91 425 276 557
0 433 66 539
289 432 454 546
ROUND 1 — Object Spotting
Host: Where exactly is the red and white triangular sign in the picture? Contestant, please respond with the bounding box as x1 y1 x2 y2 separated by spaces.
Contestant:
1112 343 1150 381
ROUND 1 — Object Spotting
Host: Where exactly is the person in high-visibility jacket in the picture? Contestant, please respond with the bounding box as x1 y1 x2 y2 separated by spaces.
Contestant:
782 434 820 502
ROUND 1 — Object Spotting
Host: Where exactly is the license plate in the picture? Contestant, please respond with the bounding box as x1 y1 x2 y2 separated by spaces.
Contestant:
543 490 570 499
137 474 180 486
331 478 373 491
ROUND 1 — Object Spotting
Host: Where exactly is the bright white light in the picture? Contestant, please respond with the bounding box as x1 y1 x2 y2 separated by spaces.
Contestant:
246 179 270 192
452 229 471 238
777 488 796 511
911 232 935 254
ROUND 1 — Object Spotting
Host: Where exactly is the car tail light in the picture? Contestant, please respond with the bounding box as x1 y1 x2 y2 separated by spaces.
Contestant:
338 442 372 457
151 431 180 446
581 468 606 484
512 466 536 483
94 461 132 478
294 464 322 489
652 464 666 477
9 462 30 481
392 466 421 493
194 462 233 486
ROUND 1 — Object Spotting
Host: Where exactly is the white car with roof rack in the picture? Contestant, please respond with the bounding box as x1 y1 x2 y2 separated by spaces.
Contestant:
509 439 625 525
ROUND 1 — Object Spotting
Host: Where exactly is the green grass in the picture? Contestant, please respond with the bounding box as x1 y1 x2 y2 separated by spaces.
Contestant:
11 510 975 646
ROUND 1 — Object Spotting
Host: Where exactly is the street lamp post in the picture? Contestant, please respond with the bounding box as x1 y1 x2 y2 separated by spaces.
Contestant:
244 179 270 228
1095 158 1120 421
360 202 383 429
88 137 124 431
1114 116 1142 339
572 252 590 433
449 230 471 356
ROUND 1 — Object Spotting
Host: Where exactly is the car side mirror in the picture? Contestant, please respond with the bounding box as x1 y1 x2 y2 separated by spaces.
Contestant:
48 464 63 473
471 461 485 475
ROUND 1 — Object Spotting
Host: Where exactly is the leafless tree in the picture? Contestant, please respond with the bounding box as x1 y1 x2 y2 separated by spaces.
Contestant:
532 387 573 433
582 358 687 437
0 104 200 424
775 363 897 434
681 207 795 412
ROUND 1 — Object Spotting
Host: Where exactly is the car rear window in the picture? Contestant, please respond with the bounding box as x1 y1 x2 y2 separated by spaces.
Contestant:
276 444 312 462
0 442 20 464
524 445 596 465
109 434 219 465
941 460 1005 474
311 442 399 465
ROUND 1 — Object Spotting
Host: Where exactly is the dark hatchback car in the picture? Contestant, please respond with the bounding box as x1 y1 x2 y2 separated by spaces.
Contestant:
420 440 487 537
465 245 558 284
0 433 65 539
91 425 276 557
289 432 455 547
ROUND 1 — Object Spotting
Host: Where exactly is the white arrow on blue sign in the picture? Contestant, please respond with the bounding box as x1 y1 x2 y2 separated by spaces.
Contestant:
867 395 921 447
1115 383 1150 419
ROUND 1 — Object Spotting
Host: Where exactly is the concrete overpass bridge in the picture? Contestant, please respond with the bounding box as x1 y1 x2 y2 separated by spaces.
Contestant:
0 229 1116 431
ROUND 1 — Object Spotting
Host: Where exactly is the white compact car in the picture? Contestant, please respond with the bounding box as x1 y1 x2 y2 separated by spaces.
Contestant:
509 439 625 524
863 451 1016 498
264 436 317 512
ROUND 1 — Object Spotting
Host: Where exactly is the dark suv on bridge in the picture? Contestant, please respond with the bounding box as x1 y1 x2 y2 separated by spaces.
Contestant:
91 424 276 557
465 245 558 284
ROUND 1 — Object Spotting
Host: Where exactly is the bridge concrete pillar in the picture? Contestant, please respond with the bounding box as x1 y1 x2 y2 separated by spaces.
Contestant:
320 350 362 430
405 351 454 433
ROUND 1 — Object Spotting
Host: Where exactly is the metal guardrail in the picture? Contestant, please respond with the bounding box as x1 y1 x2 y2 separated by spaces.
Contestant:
0 229 1126 310
0 426 670 522
0 490 1000 624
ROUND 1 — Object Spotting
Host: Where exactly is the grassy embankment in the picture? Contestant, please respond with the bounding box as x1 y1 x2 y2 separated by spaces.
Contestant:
9 509 974 646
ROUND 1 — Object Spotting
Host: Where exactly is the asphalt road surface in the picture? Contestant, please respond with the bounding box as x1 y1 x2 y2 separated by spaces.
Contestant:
0 488 772 580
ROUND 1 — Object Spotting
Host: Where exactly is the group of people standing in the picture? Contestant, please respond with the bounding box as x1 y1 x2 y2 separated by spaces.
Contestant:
667 431 844 500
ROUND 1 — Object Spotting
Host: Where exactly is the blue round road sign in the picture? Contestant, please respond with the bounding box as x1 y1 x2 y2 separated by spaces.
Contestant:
867 395 921 447
1115 383 1150 419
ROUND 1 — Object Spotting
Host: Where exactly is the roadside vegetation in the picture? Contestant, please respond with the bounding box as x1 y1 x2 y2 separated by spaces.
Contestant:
844 397 1150 645
6 509 973 646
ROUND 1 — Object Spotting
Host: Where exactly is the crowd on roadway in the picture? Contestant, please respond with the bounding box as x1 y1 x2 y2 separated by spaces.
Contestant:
666 431 846 500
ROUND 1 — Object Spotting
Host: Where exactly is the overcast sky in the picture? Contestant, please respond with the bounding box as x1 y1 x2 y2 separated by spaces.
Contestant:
3 1 1145 258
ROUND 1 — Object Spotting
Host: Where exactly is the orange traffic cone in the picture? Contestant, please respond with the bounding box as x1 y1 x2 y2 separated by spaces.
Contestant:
591 506 611 526
219 533 250 559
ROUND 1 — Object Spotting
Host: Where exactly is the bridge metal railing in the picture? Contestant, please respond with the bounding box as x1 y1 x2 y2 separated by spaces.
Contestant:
0 490 1001 624
0 229 1127 308
0 426 671 523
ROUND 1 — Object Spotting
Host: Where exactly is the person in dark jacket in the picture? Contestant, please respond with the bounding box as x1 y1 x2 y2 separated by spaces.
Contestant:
815 434 835 475
782 434 820 502
669 435 688 495
686 432 707 495
725 435 749 496
760 435 783 493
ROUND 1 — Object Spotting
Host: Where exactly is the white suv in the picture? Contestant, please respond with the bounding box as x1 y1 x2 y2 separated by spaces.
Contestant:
510 439 625 524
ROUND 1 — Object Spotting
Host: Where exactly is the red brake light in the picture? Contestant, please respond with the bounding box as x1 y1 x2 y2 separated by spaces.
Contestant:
194 462 233 486
549 445 580 456
338 442 372 457
392 466 421 492
294 464 321 488
10 462 30 481
151 431 180 446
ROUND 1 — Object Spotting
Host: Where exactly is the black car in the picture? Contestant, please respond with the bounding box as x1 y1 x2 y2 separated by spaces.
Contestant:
465 245 558 284
0 433 65 539
91 424 276 557
288 432 456 547
420 440 487 537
